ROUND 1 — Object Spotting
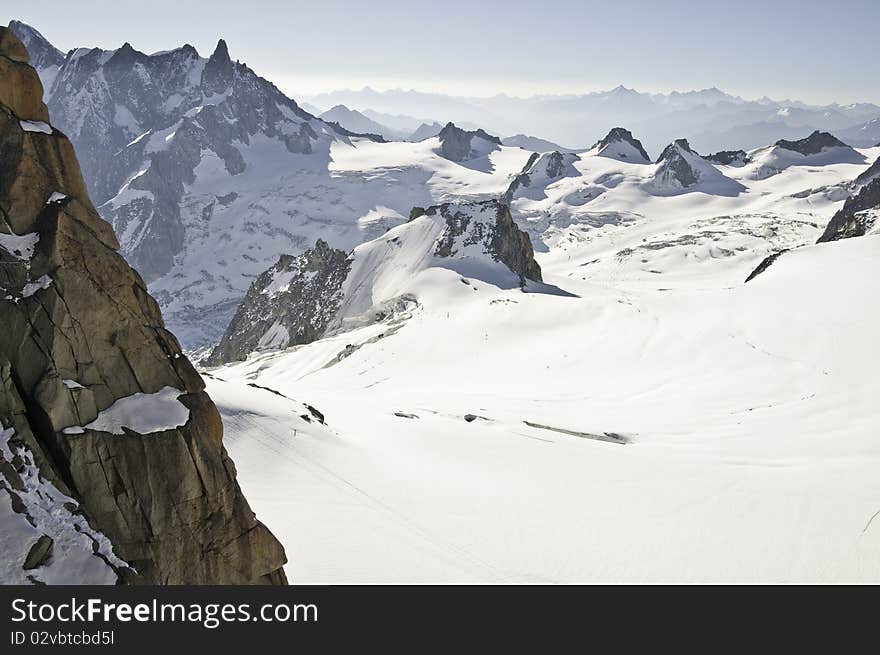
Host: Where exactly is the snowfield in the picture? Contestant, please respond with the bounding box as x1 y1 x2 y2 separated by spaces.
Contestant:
208 174 880 582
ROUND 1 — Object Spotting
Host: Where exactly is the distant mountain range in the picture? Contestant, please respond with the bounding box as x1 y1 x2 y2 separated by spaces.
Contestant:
305 85 880 155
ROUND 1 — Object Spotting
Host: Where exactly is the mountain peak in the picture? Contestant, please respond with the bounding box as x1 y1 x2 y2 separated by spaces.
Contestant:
438 123 502 161
774 130 849 155
211 38 231 63
7 19 65 70
202 38 234 92
657 138 696 162
592 127 651 163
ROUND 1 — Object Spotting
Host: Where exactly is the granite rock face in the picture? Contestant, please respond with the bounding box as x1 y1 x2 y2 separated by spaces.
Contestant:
0 27 287 585
205 240 352 365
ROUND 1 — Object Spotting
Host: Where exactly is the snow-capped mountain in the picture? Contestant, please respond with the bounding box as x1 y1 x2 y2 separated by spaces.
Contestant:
745 131 865 181
10 22 530 347
206 200 542 364
590 127 651 163
7 17 880 587
650 139 743 194
436 122 502 162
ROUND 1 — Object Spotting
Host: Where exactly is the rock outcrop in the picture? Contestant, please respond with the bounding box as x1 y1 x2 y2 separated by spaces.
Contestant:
437 122 502 161
591 127 651 163
817 177 880 242
705 149 751 166
855 155 880 186
205 240 352 365
0 27 287 584
208 200 542 365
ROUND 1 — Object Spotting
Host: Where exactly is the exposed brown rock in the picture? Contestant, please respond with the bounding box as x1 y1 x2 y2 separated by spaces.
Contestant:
0 26 287 584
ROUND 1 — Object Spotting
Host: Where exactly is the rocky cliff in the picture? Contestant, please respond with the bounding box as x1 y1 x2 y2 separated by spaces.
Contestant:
0 28 287 584
205 240 352 365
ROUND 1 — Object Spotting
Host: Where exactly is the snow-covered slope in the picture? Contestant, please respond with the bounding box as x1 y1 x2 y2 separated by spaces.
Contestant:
211 230 880 583
506 132 879 291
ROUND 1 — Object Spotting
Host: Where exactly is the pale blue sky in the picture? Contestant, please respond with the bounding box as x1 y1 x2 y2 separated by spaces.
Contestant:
5 0 879 104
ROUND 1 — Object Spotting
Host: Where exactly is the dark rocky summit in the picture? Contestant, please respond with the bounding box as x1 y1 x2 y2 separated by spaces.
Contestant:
0 28 287 584
705 149 751 166
205 240 352 366
775 130 848 155
591 127 651 163
438 122 502 161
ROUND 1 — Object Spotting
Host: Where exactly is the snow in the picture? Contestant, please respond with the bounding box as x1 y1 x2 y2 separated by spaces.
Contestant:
0 232 39 261
20 275 52 298
202 140 880 583
62 379 84 390
46 191 68 204
82 386 190 435
113 103 141 135
19 120 52 134
212 234 880 583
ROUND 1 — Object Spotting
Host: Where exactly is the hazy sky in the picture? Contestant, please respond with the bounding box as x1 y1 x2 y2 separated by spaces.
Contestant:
5 0 879 104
